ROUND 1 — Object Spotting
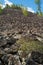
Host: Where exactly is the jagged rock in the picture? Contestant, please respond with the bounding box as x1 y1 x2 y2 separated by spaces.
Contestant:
6 36 16 45
26 51 43 65
0 34 7 47
0 60 3 65
0 59 5 65
8 55 22 65
4 47 18 54
31 51 43 64
26 59 38 65
36 36 43 43
1 55 9 65
0 49 6 57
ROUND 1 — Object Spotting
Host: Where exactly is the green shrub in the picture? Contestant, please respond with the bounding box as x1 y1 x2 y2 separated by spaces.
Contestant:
11 4 16 9
22 7 28 16
11 4 21 9
5 4 11 8
0 6 3 14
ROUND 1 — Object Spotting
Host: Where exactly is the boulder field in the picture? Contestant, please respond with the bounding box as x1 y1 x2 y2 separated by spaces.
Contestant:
0 8 43 65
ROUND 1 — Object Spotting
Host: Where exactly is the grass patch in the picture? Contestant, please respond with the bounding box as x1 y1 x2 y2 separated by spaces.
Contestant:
17 38 43 53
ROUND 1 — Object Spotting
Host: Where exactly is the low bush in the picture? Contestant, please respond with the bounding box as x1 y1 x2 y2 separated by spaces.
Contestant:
4 4 11 9
0 6 3 14
11 4 21 9
22 7 28 16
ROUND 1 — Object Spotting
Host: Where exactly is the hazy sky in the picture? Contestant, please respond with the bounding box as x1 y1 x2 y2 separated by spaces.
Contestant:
0 0 43 12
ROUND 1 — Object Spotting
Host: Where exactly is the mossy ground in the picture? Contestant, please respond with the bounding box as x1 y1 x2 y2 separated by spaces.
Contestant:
17 38 43 53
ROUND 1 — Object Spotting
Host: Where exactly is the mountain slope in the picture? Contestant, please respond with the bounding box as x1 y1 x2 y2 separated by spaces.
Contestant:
0 8 43 65
0 8 43 40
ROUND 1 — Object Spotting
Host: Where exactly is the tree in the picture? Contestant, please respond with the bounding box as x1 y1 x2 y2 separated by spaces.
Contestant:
5 4 11 8
11 4 21 9
22 7 28 16
0 3 3 14
35 0 42 15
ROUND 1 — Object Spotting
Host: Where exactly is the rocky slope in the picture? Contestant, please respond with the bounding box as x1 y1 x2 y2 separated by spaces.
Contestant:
0 8 43 40
0 8 43 65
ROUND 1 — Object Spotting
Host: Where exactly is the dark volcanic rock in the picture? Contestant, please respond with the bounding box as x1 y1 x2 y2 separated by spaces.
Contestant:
26 59 38 65
31 51 43 64
1 55 9 65
6 36 16 46
0 34 7 47
26 51 43 65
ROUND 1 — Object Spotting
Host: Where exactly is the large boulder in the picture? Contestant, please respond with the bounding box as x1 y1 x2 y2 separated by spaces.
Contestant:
26 51 43 65
0 34 7 47
31 51 43 64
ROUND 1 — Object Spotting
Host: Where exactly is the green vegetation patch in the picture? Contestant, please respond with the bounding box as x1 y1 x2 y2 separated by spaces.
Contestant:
11 4 21 9
22 7 28 16
0 6 3 14
17 38 43 53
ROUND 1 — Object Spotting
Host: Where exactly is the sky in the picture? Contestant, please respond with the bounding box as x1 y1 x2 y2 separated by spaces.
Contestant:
0 0 43 13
